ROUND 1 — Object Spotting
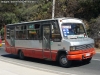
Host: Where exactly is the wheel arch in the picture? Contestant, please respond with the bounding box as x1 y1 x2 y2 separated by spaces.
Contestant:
56 49 67 61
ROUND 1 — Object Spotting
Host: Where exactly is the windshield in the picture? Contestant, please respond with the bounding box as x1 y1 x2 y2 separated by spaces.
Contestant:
62 23 86 38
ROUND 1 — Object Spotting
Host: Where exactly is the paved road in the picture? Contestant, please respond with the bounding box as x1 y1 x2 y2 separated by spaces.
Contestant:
0 45 100 75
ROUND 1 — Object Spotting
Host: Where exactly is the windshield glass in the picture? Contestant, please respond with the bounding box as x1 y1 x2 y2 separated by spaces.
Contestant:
62 23 86 38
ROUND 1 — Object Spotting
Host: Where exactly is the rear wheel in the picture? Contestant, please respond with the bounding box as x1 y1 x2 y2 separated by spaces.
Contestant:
18 51 24 60
58 54 71 68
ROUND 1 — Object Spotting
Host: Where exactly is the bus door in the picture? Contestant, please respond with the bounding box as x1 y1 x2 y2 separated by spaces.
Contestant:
10 26 16 54
42 24 51 59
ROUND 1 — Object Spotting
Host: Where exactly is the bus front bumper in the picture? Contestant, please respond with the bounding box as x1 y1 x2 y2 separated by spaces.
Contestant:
67 48 95 60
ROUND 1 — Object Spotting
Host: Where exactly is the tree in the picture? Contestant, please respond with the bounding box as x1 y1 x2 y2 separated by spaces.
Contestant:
89 16 100 39
75 0 100 20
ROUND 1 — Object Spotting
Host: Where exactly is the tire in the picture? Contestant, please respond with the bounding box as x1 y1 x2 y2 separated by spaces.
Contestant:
18 51 24 60
82 58 92 63
58 54 71 68
86 58 92 62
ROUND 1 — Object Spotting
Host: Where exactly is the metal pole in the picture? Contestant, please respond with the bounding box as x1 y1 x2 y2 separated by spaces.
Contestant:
52 0 55 19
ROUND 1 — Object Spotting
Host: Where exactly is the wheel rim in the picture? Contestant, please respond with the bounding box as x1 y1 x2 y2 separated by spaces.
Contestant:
60 56 68 65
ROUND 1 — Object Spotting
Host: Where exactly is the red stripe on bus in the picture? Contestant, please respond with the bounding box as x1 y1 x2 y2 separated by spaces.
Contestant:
6 46 58 61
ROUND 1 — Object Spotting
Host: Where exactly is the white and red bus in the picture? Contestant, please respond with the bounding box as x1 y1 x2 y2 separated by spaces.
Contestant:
5 17 95 67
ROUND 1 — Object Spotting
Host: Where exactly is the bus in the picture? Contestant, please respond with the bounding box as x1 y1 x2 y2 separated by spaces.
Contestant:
5 17 95 67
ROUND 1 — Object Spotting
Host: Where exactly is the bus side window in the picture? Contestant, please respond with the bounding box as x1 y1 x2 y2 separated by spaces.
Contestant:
15 25 27 39
27 23 40 40
51 21 61 42
6 26 10 39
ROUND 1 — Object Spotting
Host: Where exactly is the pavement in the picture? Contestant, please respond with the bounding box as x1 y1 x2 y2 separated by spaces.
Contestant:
0 60 59 75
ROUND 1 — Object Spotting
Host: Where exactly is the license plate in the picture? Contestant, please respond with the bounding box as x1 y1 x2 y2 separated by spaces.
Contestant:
86 53 90 56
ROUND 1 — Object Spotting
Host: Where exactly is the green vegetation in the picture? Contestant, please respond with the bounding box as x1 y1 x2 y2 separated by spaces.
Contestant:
0 0 99 23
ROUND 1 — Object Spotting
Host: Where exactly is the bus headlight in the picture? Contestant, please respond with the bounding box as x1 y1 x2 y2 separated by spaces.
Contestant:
70 46 76 51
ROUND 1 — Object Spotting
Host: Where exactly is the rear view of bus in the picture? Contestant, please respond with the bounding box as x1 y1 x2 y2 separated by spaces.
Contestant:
57 18 95 67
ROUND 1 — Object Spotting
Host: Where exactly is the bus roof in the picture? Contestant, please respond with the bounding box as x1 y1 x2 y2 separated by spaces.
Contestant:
6 17 83 26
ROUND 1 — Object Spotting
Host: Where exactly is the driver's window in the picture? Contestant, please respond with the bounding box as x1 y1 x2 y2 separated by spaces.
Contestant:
75 24 84 34
51 20 61 42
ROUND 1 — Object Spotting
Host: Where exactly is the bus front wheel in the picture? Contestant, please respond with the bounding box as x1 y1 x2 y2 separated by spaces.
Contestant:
58 54 71 68
82 58 92 63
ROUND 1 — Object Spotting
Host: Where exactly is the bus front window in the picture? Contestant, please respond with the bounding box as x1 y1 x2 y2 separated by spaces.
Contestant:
62 23 86 39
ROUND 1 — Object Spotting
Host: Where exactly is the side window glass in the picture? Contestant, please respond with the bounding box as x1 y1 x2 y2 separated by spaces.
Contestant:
27 23 40 40
6 26 10 39
16 25 27 39
51 21 61 42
